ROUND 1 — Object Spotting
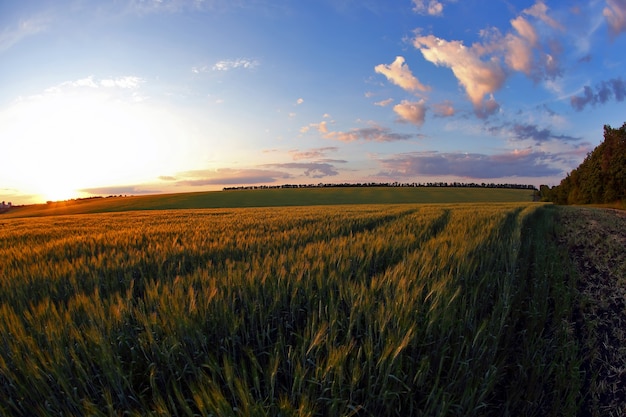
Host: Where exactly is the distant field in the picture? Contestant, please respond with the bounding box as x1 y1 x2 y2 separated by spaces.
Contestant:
0 203 580 416
2 187 535 218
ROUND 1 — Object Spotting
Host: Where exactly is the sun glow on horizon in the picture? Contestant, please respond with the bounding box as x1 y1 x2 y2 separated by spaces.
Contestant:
38 187 83 203
1 82 198 204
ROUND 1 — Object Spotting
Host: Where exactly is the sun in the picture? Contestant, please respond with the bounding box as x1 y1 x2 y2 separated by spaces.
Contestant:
2 80 199 204
39 183 82 203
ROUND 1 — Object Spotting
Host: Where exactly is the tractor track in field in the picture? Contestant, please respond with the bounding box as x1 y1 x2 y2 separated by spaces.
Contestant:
557 207 626 417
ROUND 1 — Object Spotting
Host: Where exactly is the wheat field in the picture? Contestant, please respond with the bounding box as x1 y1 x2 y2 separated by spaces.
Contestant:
0 203 580 416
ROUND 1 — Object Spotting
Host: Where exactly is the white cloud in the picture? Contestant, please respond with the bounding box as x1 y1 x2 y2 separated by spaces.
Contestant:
212 58 259 71
100 76 143 89
191 65 208 74
126 0 215 15
192 58 259 73
374 56 430 94
44 76 144 93
412 0 444 16
296 98 304 105
72 76 99 89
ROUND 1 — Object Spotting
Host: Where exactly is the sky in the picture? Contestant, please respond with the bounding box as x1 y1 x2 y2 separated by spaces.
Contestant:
1 0 626 205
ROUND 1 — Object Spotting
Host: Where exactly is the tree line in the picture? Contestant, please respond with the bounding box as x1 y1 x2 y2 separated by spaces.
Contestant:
540 123 626 205
224 182 537 191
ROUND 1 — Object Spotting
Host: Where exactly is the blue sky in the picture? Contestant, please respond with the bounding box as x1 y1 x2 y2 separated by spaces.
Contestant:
1 0 625 204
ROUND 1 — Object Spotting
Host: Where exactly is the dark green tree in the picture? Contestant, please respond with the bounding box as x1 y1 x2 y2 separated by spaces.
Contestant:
550 122 626 204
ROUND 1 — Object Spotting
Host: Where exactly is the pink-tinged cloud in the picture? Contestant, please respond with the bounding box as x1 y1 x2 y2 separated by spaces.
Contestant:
374 56 430 93
504 33 534 74
413 35 505 117
378 150 562 179
604 0 626 37
81 185 160 195
393 100 427 126
289 147 339 160
264 162 342 178
432 101 455 117
511 15 538 46
412 2 565 113
176 168 292 186
502 17 538 75
412 0 443 16
523 1 564 30
476 95 500 119
300 121 329 134
375 98 394 107
324 125 417 142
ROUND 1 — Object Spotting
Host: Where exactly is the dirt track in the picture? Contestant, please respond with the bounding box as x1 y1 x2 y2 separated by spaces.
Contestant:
557 207 626 417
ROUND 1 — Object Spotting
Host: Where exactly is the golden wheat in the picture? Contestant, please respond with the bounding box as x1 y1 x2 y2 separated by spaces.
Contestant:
0 203 580 416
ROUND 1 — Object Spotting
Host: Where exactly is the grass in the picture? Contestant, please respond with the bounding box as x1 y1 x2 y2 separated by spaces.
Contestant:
555 206 626 416
577 201 626 211
0 202 582 416
1 187 535 218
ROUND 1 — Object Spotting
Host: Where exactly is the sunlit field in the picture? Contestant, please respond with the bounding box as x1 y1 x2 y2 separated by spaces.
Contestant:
2 187 534 218
0 203 581 416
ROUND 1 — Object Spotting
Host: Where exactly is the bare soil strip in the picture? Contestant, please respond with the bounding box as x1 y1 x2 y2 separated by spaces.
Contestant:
557 207 626 417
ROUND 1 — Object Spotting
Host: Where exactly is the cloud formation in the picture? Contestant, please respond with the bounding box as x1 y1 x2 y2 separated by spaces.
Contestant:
412 0 444 16
511 123 580 144
80 185 158 195
432 100 455 117
289 147 339 160
193 58 259 73
413 35 506 117
173 168 291 186
172 160 343 186
393 100 427 127
603 0 626 37
100 76 143 89
570 77 626 110
300 121 329 134
504 17 537 74
212 58 259 71
45 75 144 92
324 124 417 142
374 98 394 107
411 1 564 118
265 162 341 178
523 1 564 30
378 149 562 179
374 56 430 93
